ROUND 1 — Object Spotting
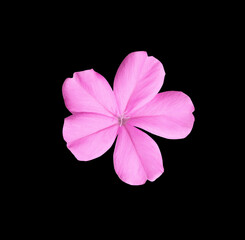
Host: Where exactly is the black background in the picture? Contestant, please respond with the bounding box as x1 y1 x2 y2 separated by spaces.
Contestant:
11 4 207 233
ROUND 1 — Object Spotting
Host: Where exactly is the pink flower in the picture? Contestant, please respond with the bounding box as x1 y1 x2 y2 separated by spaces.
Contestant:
62 51 195 185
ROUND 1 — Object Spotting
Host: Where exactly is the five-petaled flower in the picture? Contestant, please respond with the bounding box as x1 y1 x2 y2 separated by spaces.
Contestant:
62 51 195 185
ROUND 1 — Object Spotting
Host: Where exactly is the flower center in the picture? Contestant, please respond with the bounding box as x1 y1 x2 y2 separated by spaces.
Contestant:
118 115 130 126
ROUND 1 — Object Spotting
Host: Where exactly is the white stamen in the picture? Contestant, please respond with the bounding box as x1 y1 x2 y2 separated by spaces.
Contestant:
118 114 130 126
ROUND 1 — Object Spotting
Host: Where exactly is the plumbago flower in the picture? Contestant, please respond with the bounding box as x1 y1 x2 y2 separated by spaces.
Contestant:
62 51 195 185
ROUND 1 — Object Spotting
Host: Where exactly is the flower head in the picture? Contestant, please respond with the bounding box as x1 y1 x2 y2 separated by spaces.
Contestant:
62 51 195 185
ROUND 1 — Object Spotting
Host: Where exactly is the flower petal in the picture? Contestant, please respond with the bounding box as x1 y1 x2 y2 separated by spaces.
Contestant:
113 51 165 115
62 69 118 117
113 124 164 185
63 113 118 161
128 91 195 139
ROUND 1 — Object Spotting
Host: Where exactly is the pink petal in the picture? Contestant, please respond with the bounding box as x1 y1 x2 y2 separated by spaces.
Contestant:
128 91 195 139
113 51 165 115
62 69 118 117
113 124 164 185
63 113 118 161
